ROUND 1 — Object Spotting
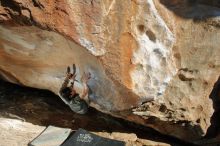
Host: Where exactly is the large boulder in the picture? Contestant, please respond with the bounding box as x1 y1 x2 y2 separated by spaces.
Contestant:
0 0 219 141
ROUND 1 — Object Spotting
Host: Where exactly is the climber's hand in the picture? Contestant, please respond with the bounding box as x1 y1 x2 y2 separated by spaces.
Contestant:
66 66 73 79
81 72 91 84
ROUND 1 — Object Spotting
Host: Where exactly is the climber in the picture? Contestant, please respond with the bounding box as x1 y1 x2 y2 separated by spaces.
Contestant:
59 64 91 114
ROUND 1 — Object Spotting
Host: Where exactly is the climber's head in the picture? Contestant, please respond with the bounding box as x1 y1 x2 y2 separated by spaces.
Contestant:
60 87 71 99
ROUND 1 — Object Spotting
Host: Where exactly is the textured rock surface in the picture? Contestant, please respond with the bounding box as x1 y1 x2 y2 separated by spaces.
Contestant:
0 0 220 141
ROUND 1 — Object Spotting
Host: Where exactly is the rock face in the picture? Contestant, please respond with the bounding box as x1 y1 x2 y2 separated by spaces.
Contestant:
0 0 219 142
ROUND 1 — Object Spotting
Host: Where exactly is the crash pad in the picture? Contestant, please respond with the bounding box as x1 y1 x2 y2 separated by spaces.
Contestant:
28 125 72 146
61 128 125 146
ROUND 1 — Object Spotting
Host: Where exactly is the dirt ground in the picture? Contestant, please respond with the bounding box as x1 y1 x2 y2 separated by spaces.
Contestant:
0 118 45 146
0 117 173 146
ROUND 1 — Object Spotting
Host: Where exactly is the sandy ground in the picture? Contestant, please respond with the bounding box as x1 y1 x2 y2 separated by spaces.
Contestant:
0 117 171 146
0 118 45 146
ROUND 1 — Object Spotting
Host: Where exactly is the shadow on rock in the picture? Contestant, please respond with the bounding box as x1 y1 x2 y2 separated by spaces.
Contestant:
195 76 220 146
159 0 220 22
0 80 197 146
206 76 220 138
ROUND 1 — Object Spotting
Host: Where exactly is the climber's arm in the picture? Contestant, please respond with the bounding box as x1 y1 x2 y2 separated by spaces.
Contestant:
80 83 89 103
59 66 72 93
79 72 91 104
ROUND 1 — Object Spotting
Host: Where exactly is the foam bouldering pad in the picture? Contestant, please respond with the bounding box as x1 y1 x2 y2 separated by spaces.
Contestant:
28 125 72 146
61 128 125 146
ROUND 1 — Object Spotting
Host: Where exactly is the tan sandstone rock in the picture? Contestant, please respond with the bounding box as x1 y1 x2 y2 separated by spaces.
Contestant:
0 0 219 142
